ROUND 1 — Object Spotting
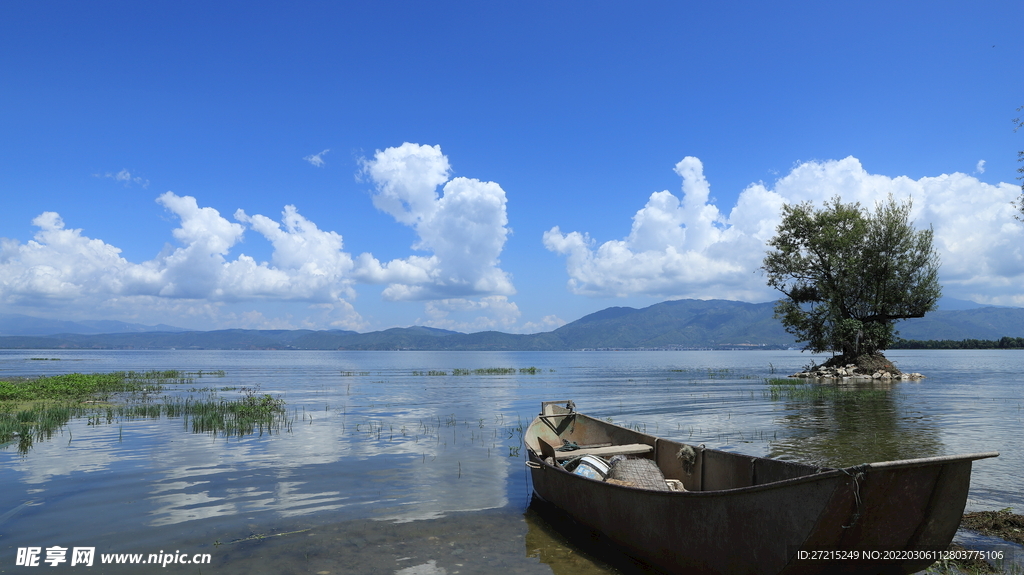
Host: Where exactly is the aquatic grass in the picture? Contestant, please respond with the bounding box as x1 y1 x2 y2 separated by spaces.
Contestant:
435 367 543 376
110 393 288 438
0 369 293 451
3 392 290 453
475 367 515 375
764 377 803 386
763 378 891 402
0 369 230 403
0 373 145 402
0 403 85 454
123 370 193 386
178 387 287 437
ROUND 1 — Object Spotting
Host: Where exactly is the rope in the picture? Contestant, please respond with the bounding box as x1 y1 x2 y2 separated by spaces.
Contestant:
556 440 580 452
840 464 870 529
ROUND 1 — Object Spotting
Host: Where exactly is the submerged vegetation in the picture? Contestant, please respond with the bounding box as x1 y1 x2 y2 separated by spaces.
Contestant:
1 372 153 402
0 403 86 454
0 370 281 453
413 366 544 376
113 386 287 438
763 377 890 402
1 366 543 456
961 508 1024 547
0 370 226 402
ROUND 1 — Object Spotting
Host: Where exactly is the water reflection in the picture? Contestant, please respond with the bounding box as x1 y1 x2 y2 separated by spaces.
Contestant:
524 498 648 575
1 349 1020 573
1 390 520 547
766 379 943 467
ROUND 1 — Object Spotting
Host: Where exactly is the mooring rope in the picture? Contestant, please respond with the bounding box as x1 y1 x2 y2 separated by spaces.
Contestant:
840 464 870 529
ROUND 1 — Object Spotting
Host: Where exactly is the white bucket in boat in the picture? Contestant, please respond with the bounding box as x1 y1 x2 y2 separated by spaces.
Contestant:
572 455 610 480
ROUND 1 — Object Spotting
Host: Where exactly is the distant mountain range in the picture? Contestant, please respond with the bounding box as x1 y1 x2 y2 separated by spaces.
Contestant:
0 314 188 336
2 298 1024 350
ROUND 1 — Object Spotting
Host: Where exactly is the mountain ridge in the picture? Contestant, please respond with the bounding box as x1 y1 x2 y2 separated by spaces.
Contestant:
3 298 1024 350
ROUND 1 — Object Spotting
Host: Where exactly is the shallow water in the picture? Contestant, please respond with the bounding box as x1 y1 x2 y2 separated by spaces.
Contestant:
1 349 1021 573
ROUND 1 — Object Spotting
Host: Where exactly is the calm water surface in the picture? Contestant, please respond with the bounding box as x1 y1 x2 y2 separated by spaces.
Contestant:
0 349 1020 574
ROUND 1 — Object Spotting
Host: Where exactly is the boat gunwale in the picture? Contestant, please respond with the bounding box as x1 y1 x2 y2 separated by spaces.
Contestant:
526 411 999 496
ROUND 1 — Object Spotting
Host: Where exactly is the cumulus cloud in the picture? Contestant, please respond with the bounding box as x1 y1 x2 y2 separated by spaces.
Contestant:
0 211 142 301
975 159 986 174
0 193 365 327
304 149 330 167
545 156 1024 306
234 203 356 301
2 143 519 330
520 314 567 334
357 143 515 301
226 302 366 331
544 157 773 301
97 169 149 188
419 296 522 332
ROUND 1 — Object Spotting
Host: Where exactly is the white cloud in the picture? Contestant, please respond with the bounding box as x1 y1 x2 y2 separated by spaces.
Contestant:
97 169 150 188
975 159 986 174
0 211 147 301
416 297 565 334
545 156 1024 306
226 303 367 331
155 192 247 299
1 141 519 331
0 193 365 327
543 156 774 301
357 143 515 302
234 204 356 301
520 314 567 334
304 149 330 167
419 295 521 332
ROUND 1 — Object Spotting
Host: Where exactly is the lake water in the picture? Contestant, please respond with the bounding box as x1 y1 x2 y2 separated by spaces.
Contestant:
0 349 1021 574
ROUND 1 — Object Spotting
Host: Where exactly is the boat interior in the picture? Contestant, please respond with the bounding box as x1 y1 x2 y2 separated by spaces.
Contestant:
526 400 828 492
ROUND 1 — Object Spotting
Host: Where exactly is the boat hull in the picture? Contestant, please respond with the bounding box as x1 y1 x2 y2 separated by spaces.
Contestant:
525 405 996 575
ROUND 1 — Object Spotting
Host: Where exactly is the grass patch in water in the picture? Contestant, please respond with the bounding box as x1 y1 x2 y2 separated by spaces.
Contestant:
111 385 287 438
762 378 890 402
0 404 84 454
961 508 1024 547
426 367 542 376
0 370 230 403
0 370 286 452
0 373 152 402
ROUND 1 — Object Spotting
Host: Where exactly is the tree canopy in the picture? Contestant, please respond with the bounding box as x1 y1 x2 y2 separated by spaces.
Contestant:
762 196 941 358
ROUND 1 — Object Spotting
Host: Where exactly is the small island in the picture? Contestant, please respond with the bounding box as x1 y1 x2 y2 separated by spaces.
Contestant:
762 196 941 380
789 353 924 380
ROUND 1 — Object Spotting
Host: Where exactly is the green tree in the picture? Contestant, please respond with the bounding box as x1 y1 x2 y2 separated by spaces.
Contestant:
762 196 941 359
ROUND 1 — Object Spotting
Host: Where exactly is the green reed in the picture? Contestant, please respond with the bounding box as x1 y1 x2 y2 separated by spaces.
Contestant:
763 378 890 402
0 369 289 452
0 373 144 402
114 390 288 438
0 369 229 403
418 366 542 376
0 403 84 454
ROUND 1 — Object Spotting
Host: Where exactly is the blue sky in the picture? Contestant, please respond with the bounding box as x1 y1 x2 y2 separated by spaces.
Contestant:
1 1 1022 333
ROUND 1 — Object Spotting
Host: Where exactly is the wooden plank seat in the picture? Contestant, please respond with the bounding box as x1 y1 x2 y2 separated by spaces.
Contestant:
552 443 653 460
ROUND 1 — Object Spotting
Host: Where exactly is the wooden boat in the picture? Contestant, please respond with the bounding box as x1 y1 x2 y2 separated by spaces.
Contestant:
525 400 999 575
